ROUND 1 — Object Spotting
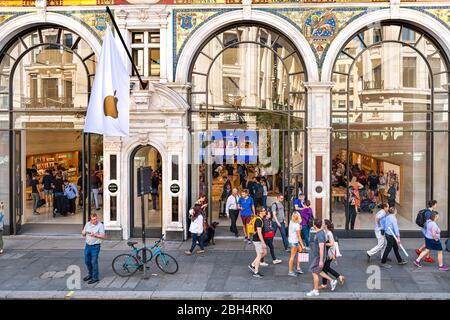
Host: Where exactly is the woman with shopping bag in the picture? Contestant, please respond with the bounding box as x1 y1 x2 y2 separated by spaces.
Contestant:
320 220 345 291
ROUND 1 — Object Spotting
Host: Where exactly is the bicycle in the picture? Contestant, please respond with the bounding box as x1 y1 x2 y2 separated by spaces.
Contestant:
112 234 179 277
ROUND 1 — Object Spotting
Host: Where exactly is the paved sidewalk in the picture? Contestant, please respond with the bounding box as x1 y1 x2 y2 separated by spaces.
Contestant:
0 236 449 300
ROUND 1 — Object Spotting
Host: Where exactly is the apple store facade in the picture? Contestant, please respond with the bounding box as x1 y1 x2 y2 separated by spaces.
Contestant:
0 2 449 239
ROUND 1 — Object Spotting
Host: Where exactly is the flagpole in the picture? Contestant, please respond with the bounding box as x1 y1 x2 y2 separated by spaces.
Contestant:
106 6 148 90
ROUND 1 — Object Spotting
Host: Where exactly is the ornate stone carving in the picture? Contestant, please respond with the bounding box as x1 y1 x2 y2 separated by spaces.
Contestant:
36 0 47 9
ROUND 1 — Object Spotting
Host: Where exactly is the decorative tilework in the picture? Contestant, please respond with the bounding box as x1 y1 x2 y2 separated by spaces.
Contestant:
0 12 30 28
0 10 110 45
257 7 374 69
0 0 128 6
173 8 238 78
54 10 112 42
404 6 450 30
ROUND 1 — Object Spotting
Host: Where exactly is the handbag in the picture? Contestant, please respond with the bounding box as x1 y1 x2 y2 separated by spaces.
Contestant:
263 220 275 239
264 230 275 239
297 252 309 262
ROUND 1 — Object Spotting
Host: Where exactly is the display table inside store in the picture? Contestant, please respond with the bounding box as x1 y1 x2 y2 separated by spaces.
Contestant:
332 186 346 208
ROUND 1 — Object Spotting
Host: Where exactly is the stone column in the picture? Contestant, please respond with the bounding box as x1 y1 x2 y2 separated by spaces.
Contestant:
103 136 123 240
159 12 170 83
115 10 129 74
304 82 333 221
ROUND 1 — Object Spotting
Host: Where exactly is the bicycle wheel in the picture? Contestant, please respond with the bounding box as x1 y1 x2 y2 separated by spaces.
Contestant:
136 248 153 264
156 253 179 274
112 254 140 277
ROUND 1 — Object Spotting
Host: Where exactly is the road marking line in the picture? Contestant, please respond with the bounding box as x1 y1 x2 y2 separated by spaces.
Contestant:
65 291 75 300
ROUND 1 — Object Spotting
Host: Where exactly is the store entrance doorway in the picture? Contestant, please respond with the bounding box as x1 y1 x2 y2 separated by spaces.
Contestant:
130 145 163 238
13 130 103 235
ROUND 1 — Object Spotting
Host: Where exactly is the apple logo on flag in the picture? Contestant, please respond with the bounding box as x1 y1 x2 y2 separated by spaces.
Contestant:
104 90 119 119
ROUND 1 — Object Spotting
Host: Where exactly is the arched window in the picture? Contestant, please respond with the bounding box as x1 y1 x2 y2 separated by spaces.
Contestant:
1 26 96 116
331 23 449 232
188 24 307 225
0 25 99 234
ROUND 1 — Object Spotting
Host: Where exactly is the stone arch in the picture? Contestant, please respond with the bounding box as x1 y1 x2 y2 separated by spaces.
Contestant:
322 8 450 82
175 9 319 84
0 11 101 55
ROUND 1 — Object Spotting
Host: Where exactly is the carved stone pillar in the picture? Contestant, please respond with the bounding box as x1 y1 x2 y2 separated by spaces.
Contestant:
304 82 333 220
103 137 123 239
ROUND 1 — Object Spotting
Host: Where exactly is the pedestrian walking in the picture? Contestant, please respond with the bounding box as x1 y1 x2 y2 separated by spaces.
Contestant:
387 183 396 208
345 185 359 230
53 173 65 216
90 171 102 211
414 212 449 271
299 200 313 248
320 220 344 291
306 219 336 297
380 207 408 268
366 203 389 262
253 178 264 208
415 200 437 264
261 180 268 209
287 212 305 277
185 204 205 255
30 174 41 215
271 194 289 251
238 189 255 244
263 210 282 265
63 180 79 215
41 170 54 208
226 188 240 237
82 213 105 284
151 171 160 210
0 201 4 254
248 207 267 278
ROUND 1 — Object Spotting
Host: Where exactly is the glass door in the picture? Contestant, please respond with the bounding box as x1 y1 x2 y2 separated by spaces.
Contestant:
12 131 22 234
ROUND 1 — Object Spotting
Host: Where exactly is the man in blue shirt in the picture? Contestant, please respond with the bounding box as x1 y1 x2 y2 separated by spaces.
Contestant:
367 203 389 262
416 200 437 264
238 189 255 244
381 207 407 268
64 179 79 216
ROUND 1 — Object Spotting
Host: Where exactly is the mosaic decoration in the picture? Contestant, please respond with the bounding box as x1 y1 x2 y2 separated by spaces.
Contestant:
0 10 110 44
0 0 129 6
0 12 33 29
173 8 238 78
258 7 370 68
405 6 450 30
55 10 112 41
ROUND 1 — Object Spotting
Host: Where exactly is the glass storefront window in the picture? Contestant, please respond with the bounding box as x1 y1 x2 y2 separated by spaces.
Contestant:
0 26 100 234
331 23 449 232
189 24 306 228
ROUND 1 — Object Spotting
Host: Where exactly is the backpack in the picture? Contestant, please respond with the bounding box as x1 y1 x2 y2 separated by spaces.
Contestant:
247 216 263 236
415 209 428 228
255 184 264 198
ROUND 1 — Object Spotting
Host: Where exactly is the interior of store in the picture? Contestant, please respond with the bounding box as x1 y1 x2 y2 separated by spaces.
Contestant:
22 130 103 233
331 135 424 231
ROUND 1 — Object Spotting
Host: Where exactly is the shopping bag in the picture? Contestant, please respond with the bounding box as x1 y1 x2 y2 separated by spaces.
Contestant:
297 252 309 262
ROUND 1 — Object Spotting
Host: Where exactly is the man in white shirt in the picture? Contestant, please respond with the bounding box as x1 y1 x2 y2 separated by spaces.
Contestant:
366 203 388 262
82 213 105 284
226 188 240 238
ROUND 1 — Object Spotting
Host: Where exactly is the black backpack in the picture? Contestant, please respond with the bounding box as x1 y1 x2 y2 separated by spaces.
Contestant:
255 184 264 198
415 209 428 228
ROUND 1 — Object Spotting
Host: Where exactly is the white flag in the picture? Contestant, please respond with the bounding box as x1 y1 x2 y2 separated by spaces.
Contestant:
84 27 129 136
